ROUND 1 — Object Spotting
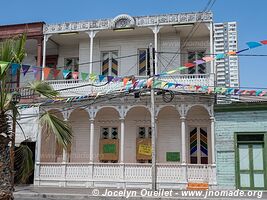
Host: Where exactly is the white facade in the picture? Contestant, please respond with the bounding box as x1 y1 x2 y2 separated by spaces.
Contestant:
214 22 239 88
32 12 218 189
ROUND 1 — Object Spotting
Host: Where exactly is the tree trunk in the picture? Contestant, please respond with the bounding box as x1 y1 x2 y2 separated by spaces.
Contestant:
0 113 13 200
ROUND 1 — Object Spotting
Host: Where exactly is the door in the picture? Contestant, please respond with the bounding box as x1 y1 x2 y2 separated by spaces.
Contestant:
189 127 208 164
237 143 265 189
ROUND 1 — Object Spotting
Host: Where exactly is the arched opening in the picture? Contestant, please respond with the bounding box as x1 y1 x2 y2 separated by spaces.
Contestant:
95 107 120 163
125 106 151 163
68 108 90 163
186 105 211 164
157 106 181 163
40 109 63 163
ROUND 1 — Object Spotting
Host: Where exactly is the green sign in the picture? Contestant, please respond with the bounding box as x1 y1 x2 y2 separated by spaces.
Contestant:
103 144 116 153
166 152 180 162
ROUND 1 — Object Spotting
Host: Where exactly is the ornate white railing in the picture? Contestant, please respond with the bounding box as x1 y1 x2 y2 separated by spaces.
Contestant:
37 163 216 186
45 74 214 97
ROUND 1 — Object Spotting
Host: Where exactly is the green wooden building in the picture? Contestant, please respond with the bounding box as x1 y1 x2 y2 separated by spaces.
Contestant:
215 102 267 190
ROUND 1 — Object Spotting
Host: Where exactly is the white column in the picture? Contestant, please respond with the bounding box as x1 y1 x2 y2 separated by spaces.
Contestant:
62 120 68 163
89 118 95 163
180 116 186 164
151 26 161 75
34 112 42 185
41 34 51 80
209 22 214 74
87 31 98 75
210 117 215 165
120 118 125 163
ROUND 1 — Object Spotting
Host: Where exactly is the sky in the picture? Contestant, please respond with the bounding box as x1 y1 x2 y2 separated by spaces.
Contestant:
0 0 266 88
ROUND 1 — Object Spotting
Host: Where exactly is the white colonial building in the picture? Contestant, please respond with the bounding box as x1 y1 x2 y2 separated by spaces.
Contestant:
32 12 217 189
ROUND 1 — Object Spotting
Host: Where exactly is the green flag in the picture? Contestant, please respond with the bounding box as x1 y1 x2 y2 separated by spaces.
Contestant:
81 72 89 81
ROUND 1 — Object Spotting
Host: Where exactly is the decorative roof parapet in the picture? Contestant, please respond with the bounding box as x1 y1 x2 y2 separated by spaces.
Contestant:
44 12 212 34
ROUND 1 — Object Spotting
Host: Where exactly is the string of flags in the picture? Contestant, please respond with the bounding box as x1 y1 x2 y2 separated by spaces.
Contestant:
0 39 266 80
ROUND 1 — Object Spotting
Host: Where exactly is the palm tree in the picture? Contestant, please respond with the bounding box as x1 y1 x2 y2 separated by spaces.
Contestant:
0 35 72 200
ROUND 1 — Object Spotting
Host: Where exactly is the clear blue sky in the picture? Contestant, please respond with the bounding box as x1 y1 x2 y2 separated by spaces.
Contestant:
1 0 266 88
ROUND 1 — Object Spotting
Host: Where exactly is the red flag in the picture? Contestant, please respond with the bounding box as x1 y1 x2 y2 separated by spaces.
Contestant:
184 63 195 68
53 69 61 79
72 72 79 79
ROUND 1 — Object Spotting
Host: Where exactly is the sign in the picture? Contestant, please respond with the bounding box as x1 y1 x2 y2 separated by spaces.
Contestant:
138 144 152 156
166 152 180 162
103 144 116 153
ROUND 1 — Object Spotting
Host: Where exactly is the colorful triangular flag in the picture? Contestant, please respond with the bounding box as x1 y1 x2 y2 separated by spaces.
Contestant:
98 75 105 82
53 69 61 79
107 76 114 83
22 64 30 76
81 72 89 81
246 41 262 49
72 71 79 79
11 63 20 76
63 70 71 79
43 67 51 80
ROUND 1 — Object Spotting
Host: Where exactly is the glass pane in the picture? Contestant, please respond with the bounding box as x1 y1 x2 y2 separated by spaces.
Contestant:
138 49 147 76
239 144 250 170
101 53 109 76
253 144 264 170
240 173 250 187
254 173 264 188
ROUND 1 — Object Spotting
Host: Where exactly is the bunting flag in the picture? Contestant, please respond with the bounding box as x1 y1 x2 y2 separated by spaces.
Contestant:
53 69 61 79
72 71 79 79
246 41 262 49
89 73 97 81
202 56 214 62
43 67 51 80
81 72 89 81
184 63 195 68
107 76 114 83
260 40 267 45
0 61 9 75
63 70 71 79
11 63 20 76
123 78 130 86
194 60 205 65
99 75 105 82
22 65 30 76
215 53 225 59
32 66 40 78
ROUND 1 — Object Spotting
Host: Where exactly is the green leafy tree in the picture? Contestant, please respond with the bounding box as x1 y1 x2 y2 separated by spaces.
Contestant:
0 35 72 200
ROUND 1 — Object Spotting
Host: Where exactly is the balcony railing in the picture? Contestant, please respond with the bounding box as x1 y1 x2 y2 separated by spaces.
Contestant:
46 74 214 97
36 162 217 188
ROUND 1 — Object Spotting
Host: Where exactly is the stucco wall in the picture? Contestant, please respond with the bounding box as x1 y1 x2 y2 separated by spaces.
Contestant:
215 110 267 189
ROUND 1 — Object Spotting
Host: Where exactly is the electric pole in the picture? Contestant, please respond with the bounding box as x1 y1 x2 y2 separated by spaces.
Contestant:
149 43 157 191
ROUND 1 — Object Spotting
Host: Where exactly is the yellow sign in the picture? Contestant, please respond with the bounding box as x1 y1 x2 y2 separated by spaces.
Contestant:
138 144 152 156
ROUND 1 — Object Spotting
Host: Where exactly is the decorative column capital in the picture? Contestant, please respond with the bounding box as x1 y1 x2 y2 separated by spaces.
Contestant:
61 109 71 121
149 25 162 34
89 118 95 123
44 34 52 42
210 116 215 121
86 30 99 38
119 117 125 122
180 116 186 121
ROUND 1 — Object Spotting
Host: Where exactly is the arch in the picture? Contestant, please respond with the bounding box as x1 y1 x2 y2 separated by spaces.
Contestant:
156 105 180 118
186 104 211 118
95 106 120 119
112 14 135 29
125 105 150 118
40 109 64 163
68 108 90 162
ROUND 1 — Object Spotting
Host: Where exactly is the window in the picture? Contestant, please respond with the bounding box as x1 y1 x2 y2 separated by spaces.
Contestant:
101 127 118 139
6 67 19 89
138 127 152 139
187 51 206 74
189 127 208 164
138 49 149 76
101 51 118 76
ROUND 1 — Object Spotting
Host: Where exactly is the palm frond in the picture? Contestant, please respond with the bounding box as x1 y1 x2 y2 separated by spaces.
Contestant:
29 81 59 99
15 144 34 184
40 112 72 149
